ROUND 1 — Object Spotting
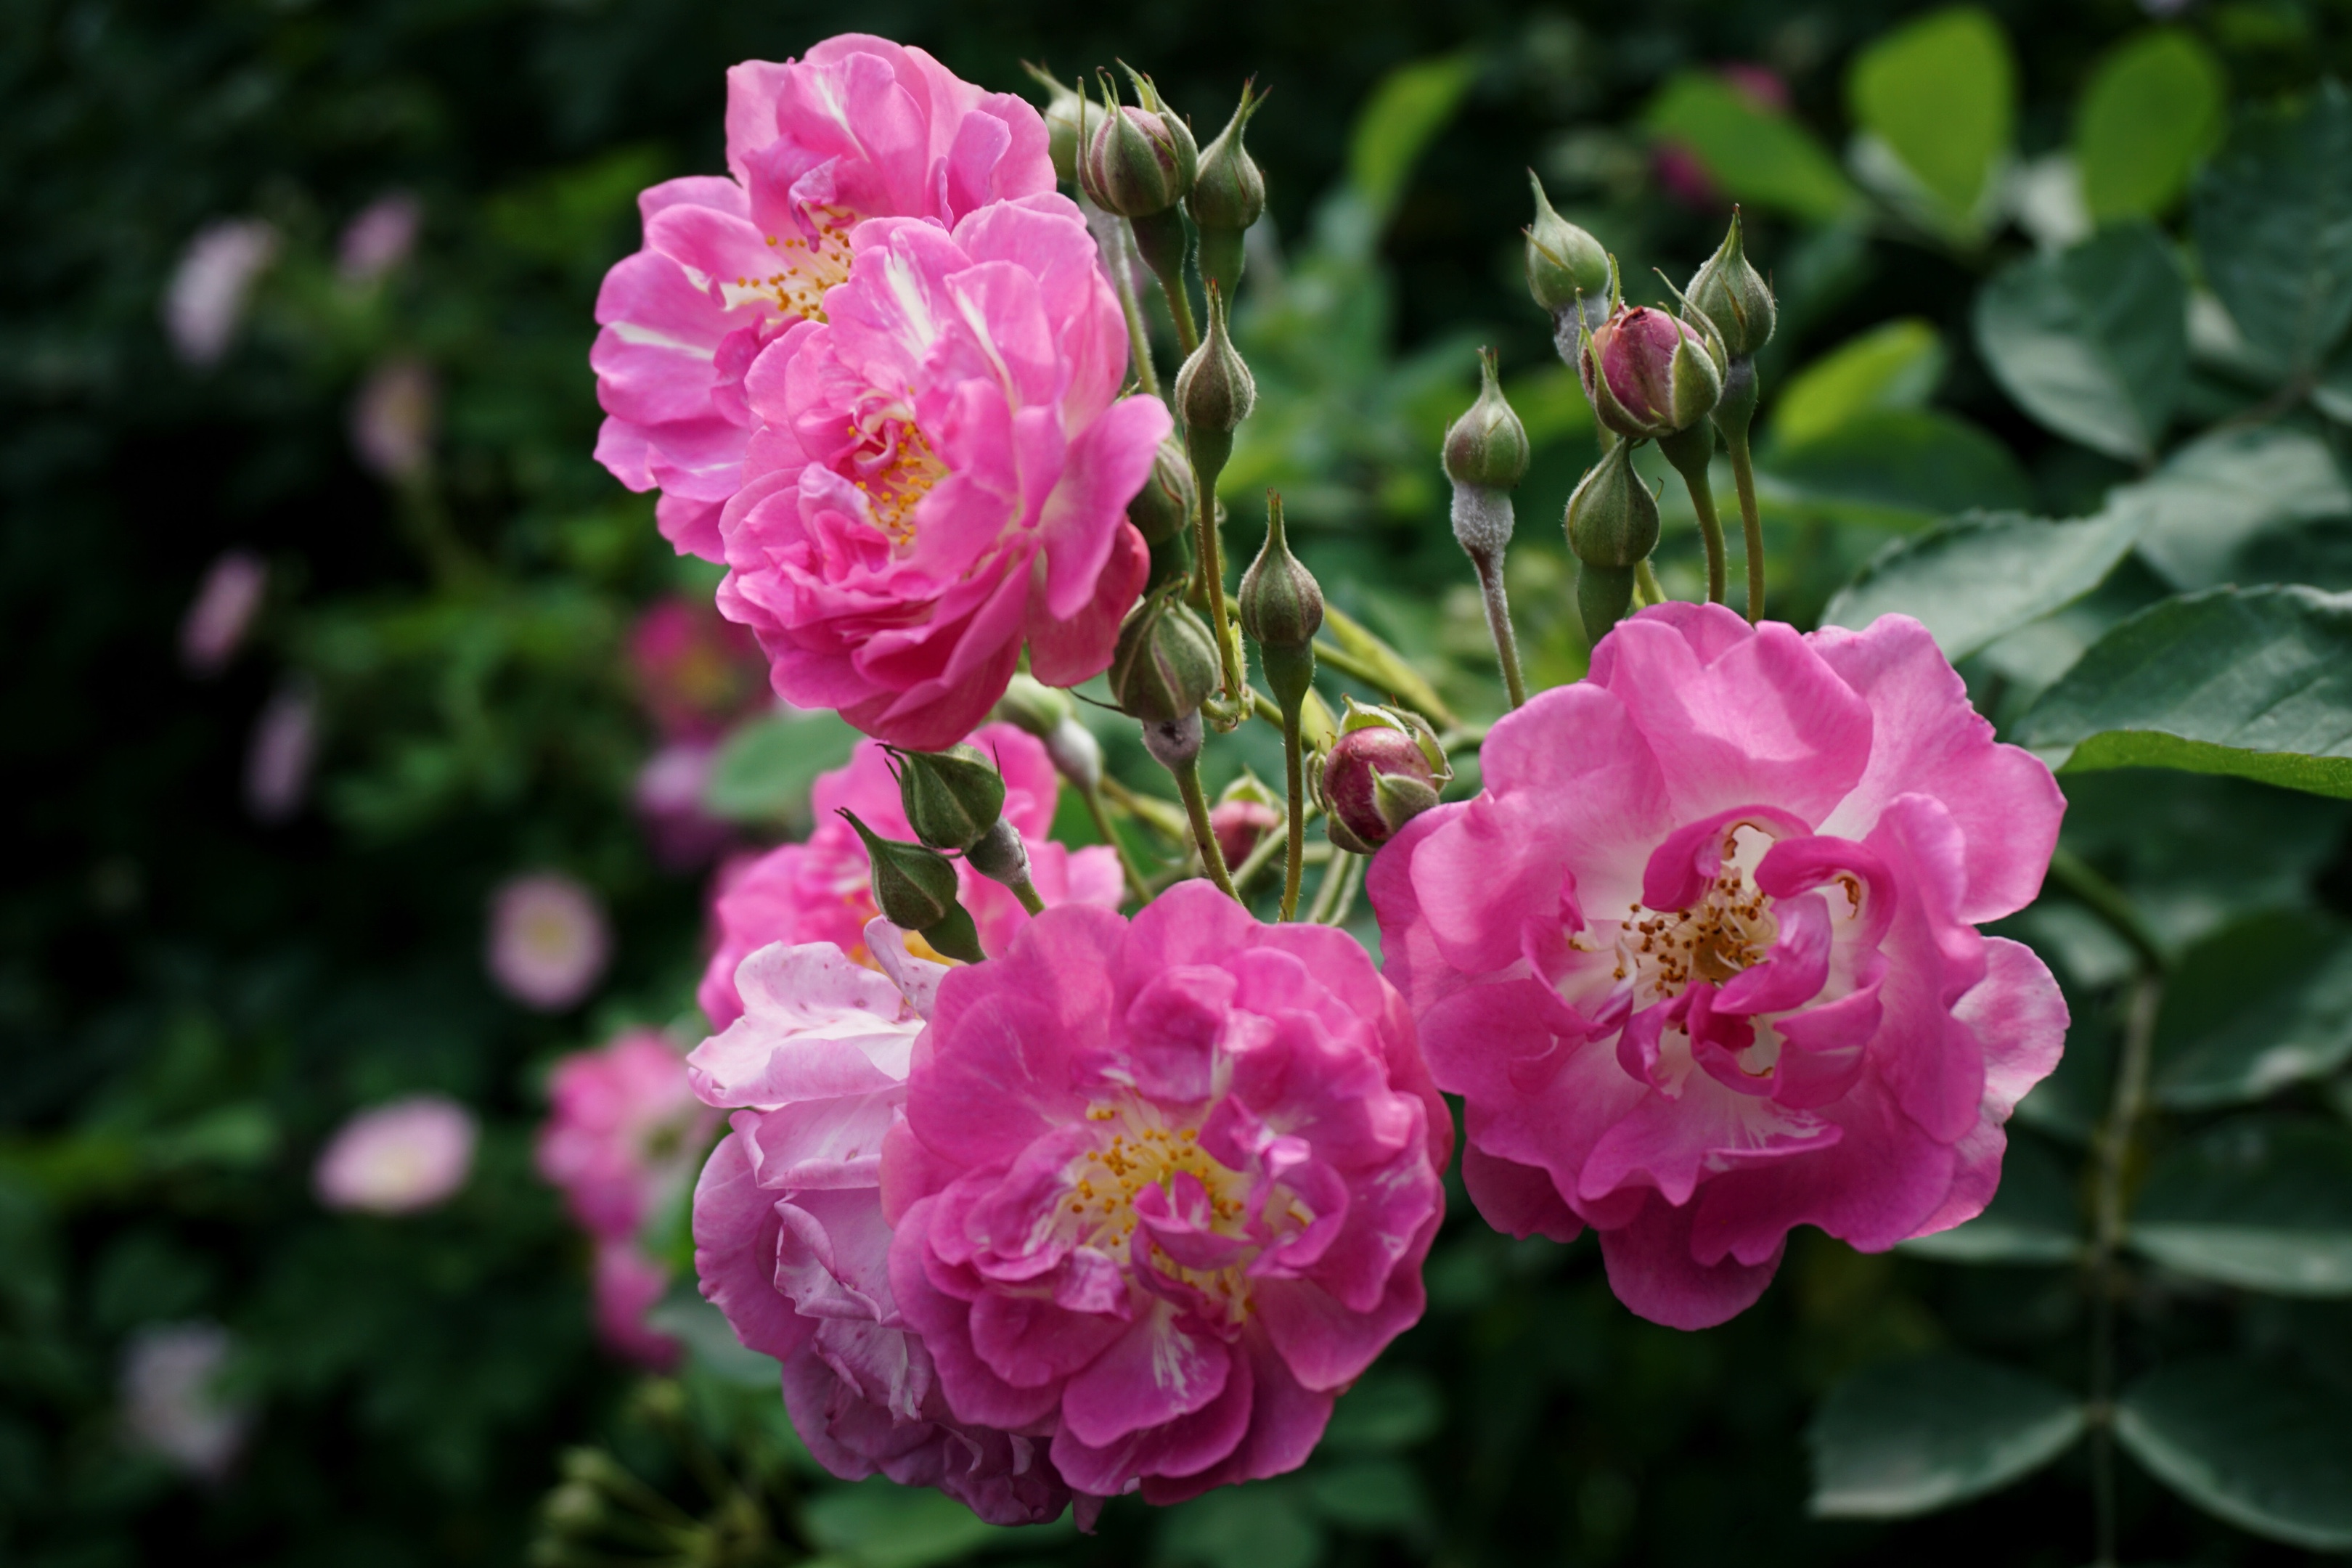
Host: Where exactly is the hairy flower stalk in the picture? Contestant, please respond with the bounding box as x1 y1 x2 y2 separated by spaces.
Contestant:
995 676 1151 907
1237 491 1323 919
1681 211 1777 621
1175 283 1256 714
1443 348 1532 707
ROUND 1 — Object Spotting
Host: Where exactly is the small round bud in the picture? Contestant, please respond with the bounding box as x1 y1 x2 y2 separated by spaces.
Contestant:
1140 711 1204 772
1079 68 1197 219
1580 304 1723 440
1318 699 1451 854
542 1481 605 1535
1684 209 1776 359
1108 592 1221 724
994 674 1103 793
1238 494 1322 652
1190 81 1266 301
1565 439 1662 571
1577 563 1637 646
1527 171 1615 322
1444 347 1530 493
1022 63 1086 184
1176 284 1255 437
888 743 1006 854
1127 428 1194 546
961 817 1032 892
837 809 971 954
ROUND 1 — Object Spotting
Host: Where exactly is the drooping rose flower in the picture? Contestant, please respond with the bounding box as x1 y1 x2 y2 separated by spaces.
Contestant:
591 36 1055 560
488 873 612 1012
714 196 1169 748
314 1095 479 1214
120 1321 253 1481
1371 605 2067 1330
696 722 1121 1031
537 1029 719 1244
692 924 1081 1525
883 882 1450 1503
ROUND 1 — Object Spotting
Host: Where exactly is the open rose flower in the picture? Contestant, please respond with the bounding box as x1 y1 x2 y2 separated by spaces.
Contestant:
693 923 1079 1524
538 1029 719 1244
592 36 1055 559
1371 605 2067 1330
698 722 1121 1031
714 195 1170 748
884 882 1450 1503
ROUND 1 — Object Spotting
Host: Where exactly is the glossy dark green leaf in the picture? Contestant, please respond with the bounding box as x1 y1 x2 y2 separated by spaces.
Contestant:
2110 424 2352 591
2116 1357 2352 1549
2016 586 2352 799
1823 510 2139 660
1808 1354 2086 1517
2131 1116 2352 1294
2192 81 2352 374
1900 1132 2081 1264
2152 912 2352 1108
1974 225 2186 462
1847 7 2014 234
1762 409 2032 528
2074 30 2226 223
703 710 862 824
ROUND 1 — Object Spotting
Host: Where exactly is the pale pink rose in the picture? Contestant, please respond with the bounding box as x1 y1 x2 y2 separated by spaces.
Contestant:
692 925 1078 1524
1371 605 2068 1330
181 549 268 676
715 197 1167 748
163 219 278 367
314 1095 478 1214
695 722 1122 1031
593 1242 683 1370
120 1321 252 1481
626 595 769 743
488 873 611 1011
338 192 422 283
537 1029 719 1244
350 358 436 481
883 883 1452 1503
244 679 317 823
591 36 1055 560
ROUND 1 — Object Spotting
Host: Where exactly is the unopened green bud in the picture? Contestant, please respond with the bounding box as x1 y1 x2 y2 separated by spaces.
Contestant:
1176 283 1255 437
1022 62 1086 184
1444 348 1531 494
542 1481 605 1535
1108 592 1220 724
1190 81 1266 302
1577 564 1636 646
1564 438 1660 570
1127 428 1194 546
1317 698 1450 854
1238 492 1320 716
889 743 1005 854
1683 209 1776 359
837 809 981 961
1527 171 1616 330
993 673 1102 792
1079 66 1196 219
961 817 1032 895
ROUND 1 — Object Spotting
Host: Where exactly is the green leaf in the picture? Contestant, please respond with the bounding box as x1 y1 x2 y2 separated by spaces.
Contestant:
1899 1133 2081 1265
2152 912 2352 1108
1808 1354 2086 1517
1344 54 1476 231
1847 7 2015 228
2075 30 2226 223
2112 424 2352 591
1761 409 2033 528
1771 319 1944 446
1157 1482 1322 1568
2192 81 2352 374
1973 224 2186 462
1322 1368 1442 1454
802 1477 1006 1568
2115 1357 2352 1549
703 710 862 825
2130 1116 2352 1294
1822 510 2139 662
1302 1458 1429 1535
1642 72 1858 224
2017 586 2352 799
643 1286 778 1389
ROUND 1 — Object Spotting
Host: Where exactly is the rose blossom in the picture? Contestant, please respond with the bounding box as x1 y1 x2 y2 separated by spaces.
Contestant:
693 923 1080 1524
350 357 437 481
595 1241 685 1371
714 195 1169 748
163 219 278 367
338 192 422 284
883 882 1450 1503
120 1321 252 1481
697 722 1121 1031
634 741 734 870
626 595 770 743
180 549 268 675
1371 605 2067 1329
488 872 612 1012
314 1095 479 1214
592 36 1055 560
538 1029 720 1243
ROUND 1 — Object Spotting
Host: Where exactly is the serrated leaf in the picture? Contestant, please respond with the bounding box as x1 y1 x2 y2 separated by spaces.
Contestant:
1642 72 1858 224
1973 224 2186 462
1847 7 2014 231
2152 912 2352 1108
1760 409 2031 528
704 711 862 824
2016 585 2352 799
2075 30 2226 223
1808 1354 2085 1517
1900 1132 2081 1264
2116 1357 2352 1549
2192 81 2352 374
2110 424 2352 591
1772 318 1944 446
1822 510 2139 661
2130 1116 2352 1294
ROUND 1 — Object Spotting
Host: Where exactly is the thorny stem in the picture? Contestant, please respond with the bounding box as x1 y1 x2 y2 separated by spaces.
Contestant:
2088 971 2163 1568
1281 707 1307 920
1724 427 1765 622
1172 754 1241 901
1079 780 1154 907
1469 550 1528 709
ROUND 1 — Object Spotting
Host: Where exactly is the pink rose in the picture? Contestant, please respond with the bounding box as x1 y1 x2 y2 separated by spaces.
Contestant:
1371 605 2068 1329
714 196 1169 748
626 595 769 743
314 1095 478 1214
487 873 611 1012
696 722 1122 1031
591 37 1055 560
883 883 1450 1503
691 926 1079 1524
537 1029 719 1244
593 1241 684 1371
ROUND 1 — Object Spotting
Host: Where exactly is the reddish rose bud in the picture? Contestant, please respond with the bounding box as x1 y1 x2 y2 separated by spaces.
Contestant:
1316 699 1450 854
1580 304 1723 439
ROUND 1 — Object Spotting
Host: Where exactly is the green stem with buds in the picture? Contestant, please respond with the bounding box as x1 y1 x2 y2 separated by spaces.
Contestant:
1188 440 1246 711
1079 780 1154 907
1171 754 1240 900
1280 706 1307 920
1130 208 1199 356
1657 420 1726 605
1726 430 1764 623
1308 849 1363 926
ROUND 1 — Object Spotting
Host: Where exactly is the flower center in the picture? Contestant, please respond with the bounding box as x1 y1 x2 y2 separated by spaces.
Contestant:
1607 833 1781 1001
726 205 857 321
1066 1113 1245 1248
844 418 944 545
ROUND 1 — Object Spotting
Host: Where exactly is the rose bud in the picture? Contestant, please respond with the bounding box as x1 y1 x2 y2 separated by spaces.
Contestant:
1317 698 1451 854
1188 80 1266 302
1079 68 1196 219
1685 208 1777 360
1581 303 1724 441
1527 171 1617 346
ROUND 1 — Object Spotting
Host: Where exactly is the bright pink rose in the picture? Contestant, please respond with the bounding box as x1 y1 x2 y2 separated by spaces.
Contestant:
714 196 1169 748
692 926 1080 1524
1371 606 2068 1330
883 882 1451 1503
592 37 1055 559
537 1029 719 1244
697 722 1122 1031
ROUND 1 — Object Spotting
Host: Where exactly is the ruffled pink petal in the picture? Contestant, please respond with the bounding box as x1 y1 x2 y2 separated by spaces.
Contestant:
1597 1191 1782 1331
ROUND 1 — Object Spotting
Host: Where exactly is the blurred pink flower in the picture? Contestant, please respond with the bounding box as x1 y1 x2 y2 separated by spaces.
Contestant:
163 219 279 367
488 873 611 1011
338 192 422 284
314 1094 478 1214
120 1321 252 1481
593 1241 683 1370
626 595 769 743
634 741 734 869
350 358 437 481
1209 799 1281 869
1371 606 2067 1329
591 35 1055 559
181 549 268 676
716 197 1165 748
696 722 1122 1031
1651 65 1787 211
538 1029 718 1244
244 678 317 823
